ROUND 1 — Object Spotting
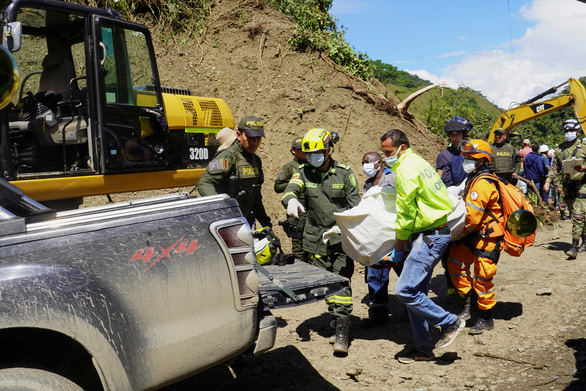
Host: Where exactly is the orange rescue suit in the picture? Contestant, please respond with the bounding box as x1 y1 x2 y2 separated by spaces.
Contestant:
448 172 504 310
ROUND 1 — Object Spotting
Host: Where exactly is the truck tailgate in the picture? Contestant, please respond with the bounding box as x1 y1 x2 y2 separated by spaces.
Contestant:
258 261 349 310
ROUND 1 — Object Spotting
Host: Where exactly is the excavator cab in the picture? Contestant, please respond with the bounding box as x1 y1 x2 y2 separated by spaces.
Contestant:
0 0 234 204
1 2 168 180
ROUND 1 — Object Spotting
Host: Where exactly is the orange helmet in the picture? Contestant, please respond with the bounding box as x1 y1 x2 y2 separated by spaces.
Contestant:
460 139 492 163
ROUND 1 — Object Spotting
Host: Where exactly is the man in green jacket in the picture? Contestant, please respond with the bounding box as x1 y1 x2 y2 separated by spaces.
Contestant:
198 116 271 228
274 136 307 262
381 129 464 364
282 128 360 356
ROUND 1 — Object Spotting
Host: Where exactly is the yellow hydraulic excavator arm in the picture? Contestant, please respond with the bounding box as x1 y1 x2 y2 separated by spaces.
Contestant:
488 78 586 143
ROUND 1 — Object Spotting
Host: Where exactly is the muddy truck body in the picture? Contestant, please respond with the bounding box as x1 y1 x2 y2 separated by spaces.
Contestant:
0 178 349 390
0 0 231 208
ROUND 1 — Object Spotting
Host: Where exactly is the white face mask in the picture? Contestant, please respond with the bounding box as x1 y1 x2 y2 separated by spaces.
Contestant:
362 162 379 178
383 147 402 169
565 131 578 142
462 159 477 174
307 153 325 167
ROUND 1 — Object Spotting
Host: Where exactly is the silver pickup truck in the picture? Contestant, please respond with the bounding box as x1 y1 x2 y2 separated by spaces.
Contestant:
0 179 348 391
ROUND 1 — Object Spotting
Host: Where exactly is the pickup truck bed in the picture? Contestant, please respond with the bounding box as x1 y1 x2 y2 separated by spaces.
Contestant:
0 183 349 391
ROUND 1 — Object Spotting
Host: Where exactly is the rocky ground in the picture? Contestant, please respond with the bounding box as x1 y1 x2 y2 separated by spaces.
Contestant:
161 219 586 391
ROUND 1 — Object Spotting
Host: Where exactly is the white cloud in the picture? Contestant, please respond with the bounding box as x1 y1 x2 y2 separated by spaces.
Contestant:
404 69 459 90
437 51 467 59
437 0 586 109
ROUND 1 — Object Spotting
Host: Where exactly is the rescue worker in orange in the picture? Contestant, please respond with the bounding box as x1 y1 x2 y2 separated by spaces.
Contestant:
448 140 504 334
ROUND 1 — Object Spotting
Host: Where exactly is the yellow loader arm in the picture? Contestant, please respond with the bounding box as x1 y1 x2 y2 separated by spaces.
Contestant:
488 78 586 143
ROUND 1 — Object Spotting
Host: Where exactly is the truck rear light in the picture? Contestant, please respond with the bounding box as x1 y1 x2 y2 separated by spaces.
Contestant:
212 218 259 310
231 251 257 266
217 223 253 247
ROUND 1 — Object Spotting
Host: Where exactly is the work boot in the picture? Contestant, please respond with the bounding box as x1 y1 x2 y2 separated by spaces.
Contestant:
333 317 350 356
566 238 580 259
580 237 586 253
457 292 472 321
469 309 494 335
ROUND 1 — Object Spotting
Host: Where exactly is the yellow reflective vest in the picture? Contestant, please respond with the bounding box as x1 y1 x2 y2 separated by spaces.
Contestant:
393 148 452 241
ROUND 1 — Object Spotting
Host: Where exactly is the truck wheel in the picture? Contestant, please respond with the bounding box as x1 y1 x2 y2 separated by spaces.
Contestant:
0 368 83 391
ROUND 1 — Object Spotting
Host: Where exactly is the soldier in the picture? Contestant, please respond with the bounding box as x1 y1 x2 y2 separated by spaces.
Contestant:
490 128 522 185
274 136 307 262
198 116 272 228
282 128 360 356
544 119 585 258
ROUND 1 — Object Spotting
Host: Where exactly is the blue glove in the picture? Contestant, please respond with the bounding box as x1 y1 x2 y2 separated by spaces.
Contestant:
390 249 406 263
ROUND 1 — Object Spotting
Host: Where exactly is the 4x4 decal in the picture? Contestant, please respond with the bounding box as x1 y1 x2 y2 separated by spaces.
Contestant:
130 235 201 272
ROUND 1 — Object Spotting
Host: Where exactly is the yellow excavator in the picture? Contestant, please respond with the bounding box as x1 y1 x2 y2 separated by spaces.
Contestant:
488 78 586 143
1 0 233 207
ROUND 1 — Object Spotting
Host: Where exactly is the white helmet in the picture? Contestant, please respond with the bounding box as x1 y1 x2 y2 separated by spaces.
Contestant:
563 119 581 131
538 144 549 154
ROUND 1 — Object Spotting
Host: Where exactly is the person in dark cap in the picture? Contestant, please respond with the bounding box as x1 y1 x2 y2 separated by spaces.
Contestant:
490 127 521 185
274 136 307 262
198 116 271 228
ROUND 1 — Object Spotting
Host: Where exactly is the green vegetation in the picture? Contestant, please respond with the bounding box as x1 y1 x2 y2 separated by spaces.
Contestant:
66 0 210 36
370 60 430 89
271 0 372 80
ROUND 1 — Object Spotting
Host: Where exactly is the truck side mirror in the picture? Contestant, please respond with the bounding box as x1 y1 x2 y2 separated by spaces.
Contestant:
2 22 22 52
0 44 19 109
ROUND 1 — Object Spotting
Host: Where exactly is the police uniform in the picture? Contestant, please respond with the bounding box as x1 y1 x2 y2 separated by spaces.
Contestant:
547 139 586 243
281 158 360 318
198 140 271 228
275 156 306 261
490 142 521 183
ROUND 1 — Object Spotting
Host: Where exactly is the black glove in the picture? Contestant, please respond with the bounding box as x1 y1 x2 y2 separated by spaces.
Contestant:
272 252 296 266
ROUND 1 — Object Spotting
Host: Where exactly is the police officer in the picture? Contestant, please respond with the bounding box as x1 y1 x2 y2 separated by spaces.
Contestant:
274 136 307 262
282 128 360 356
198 116 271 228
490 128 522 185
544 119 585 258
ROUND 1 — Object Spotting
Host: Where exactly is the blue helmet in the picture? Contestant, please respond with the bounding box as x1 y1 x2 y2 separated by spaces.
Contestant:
444 116 473 134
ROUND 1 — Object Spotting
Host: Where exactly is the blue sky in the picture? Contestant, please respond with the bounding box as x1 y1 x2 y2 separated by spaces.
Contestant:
330 0 586 109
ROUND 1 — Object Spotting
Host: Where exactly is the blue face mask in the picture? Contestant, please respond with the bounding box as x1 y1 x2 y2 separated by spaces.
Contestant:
307 153 325 167
383 147 402 169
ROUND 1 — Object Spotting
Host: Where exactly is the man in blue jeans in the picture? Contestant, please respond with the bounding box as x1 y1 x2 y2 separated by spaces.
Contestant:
381 129 465 364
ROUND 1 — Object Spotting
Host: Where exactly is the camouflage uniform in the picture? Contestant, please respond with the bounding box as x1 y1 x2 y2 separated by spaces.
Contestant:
274 158 306 261
281 159 360 318
547 140 586 241
198 141 271 228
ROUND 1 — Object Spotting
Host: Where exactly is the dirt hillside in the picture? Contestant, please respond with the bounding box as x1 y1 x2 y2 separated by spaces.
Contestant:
85 0 444 217
86 2 586 390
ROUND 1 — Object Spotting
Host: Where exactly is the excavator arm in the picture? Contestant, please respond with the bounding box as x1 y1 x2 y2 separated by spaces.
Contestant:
488 78 586 143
